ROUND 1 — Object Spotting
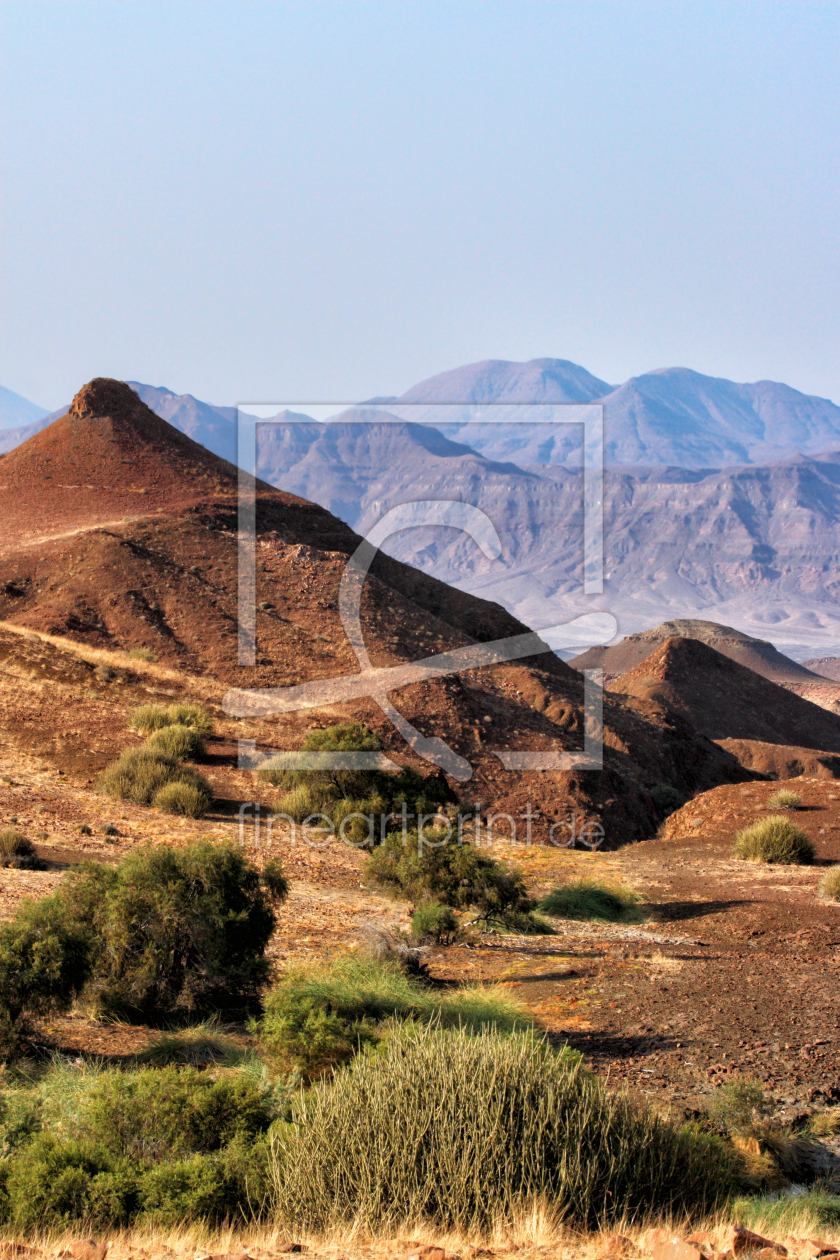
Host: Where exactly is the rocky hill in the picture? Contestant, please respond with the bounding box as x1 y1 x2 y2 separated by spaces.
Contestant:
609 636 840 778
0 379 756 846
571 619 819 684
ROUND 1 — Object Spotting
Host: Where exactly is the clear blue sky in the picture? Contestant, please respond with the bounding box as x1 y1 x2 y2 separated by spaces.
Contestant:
2 0 837 409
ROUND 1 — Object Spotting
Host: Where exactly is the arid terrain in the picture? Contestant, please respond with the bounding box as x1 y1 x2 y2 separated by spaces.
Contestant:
1 381 839 1257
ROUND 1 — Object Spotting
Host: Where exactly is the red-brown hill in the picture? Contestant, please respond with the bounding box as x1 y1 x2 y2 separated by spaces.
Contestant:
0 380 753 844
572 618 818 684
610 636 840 753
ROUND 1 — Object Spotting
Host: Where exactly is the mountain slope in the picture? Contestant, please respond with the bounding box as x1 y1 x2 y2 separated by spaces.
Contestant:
611 637 840 753
0 378 754 845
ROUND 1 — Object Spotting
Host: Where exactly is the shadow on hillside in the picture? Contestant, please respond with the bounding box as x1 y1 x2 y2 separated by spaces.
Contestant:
653 897 753 921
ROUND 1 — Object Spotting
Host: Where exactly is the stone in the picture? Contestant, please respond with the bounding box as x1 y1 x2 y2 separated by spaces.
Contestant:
723 1228 786 1257
405 1250 446 1260
802 1244 840 1259
650 1237 705 1260
686 1234 716 1251
67 1244 109 1260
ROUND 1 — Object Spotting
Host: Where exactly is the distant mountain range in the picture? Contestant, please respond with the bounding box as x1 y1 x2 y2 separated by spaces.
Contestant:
3 359 840 658
0 385 49 432
3 357 839 467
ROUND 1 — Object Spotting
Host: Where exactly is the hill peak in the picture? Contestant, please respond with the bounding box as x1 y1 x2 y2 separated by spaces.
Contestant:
0 376 242 550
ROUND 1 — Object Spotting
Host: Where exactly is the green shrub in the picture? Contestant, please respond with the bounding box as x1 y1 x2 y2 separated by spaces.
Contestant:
367 828 536 928
257 723 452 836
0 894 93 1056
146 723 207 760
98 746 212 810
0 1061 276 1230
708 1077 769 1135
651 783 685 817
165 703 214 739
733 815 815 864
411 901 458 943
58 841 288 1021
0 829 37 869
152 779 213 817
539 880 645 923
820 867 840 901
269 1023 742 1231
130 702 213 739
258 955 529 1080
767 788 803 810
0 842 287 1042
97 747 182 804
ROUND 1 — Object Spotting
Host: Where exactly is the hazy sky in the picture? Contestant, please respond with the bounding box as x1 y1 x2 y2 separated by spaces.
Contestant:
2 1 837 410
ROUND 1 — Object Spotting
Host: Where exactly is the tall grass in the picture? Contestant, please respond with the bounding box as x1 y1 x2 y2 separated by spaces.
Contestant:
733 816 814 865
820 868 840 901
269 1023 742 1232
539 880 645 923
145 724 207 760
130 703 213 739
258 955 530 1078
97 747 211 808
767 788 802 810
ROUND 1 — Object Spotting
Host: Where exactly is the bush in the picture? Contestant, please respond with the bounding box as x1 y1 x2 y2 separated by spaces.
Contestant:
0 1061 277 1230
0 841 288 1037
768 788 802 810
269 1023 742 1231
820 867 840 901
539 880 644 923
130 703 213 739
367 828 536 928
411 901 458 943
146 723 207 760
733 815 815 864
708 1077 769 1135
651 783 685 817
258 955 529 1080
98 747 212 810
152 779 213 817
0 893 93 1056
0 829 38 869
257 723 452 836
58 841 288 1021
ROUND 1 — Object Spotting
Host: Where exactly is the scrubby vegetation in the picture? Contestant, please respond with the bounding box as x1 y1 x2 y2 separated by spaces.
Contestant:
767 788 803 810
367 824 546 931
98 746 213 811
651 782 685 817
151 778 213 816
0 840 288 1050
820 867 840 901
258 722 452 842
0 1058 279 1229
145 722 207 760
269 1022 742 1231
100 704 213 814
257 954 529 1080
733 815 815 864
539 879 645 923
130 702 213 739
0 828 39 869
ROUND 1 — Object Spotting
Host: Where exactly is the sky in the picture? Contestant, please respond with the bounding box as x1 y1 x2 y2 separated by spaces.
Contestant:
1 0 838 410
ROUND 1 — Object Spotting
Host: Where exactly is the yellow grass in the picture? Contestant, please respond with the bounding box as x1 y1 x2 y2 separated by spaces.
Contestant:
1 1200 838 1260
0 620 216 696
